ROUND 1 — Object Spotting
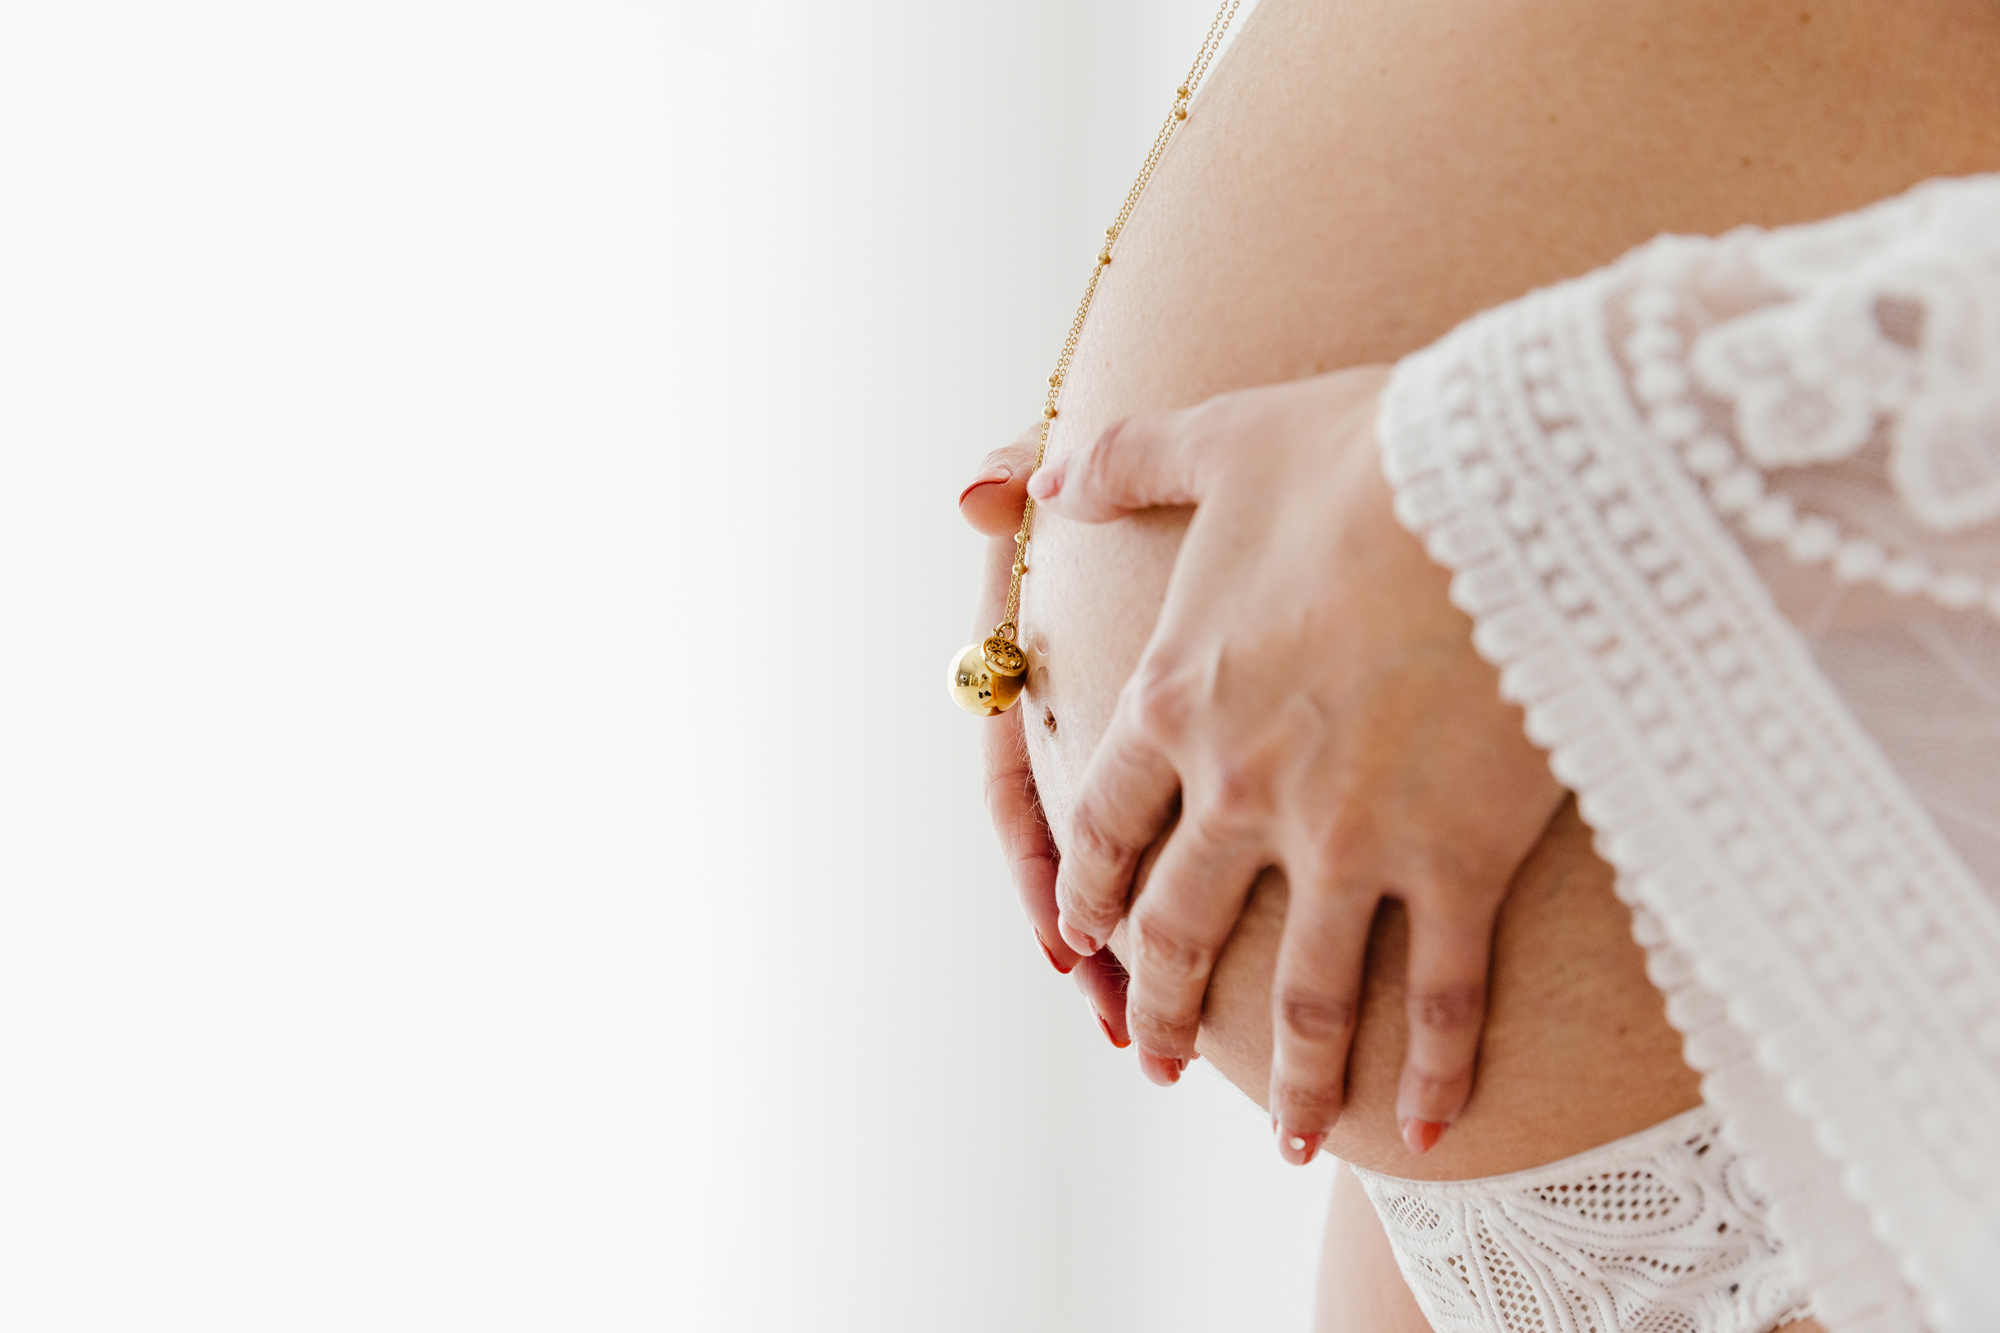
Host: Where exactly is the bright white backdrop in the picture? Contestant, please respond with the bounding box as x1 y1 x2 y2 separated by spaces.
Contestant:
0 2 1333 1329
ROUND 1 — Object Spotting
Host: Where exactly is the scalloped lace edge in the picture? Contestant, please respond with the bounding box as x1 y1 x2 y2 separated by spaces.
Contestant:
1377 262 2000 1333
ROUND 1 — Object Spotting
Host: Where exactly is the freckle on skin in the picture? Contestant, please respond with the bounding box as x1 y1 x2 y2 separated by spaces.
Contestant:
1043 707 1059 735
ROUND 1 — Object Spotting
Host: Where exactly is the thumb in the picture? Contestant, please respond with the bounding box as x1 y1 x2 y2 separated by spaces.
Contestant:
958 424 1043 537
1027 408 1208 523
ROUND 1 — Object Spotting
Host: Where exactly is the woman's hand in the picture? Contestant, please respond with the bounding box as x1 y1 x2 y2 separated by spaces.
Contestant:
961 424 1146 1066
1024 367 1565 1162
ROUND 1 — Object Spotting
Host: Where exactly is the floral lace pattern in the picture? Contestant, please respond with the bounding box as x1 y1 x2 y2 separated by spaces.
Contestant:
1352 1106 1810 1333
1622 178 2000 628
1687 183 2000 535
1376 174 2000 1333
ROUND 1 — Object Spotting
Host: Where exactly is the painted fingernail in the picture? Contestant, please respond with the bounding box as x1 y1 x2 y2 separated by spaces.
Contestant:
956 466 1012 506
1401 1119 1447 1154
1036 933 1073 975
1277 1126 1325 1167
1027 463 1063 501
1139 1050 1186 1086
1097 1015 1131 1049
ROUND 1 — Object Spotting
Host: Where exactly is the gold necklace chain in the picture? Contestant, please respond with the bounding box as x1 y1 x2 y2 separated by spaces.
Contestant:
950 0 1241 716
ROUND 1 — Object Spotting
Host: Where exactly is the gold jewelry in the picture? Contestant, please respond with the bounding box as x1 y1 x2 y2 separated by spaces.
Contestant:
950 0 1241 717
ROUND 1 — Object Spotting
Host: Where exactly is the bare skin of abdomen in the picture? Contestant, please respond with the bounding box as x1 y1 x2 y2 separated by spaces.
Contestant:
1017 0 2000 1323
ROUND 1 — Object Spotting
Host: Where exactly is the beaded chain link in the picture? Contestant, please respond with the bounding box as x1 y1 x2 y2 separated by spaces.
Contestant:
999 0 1241 643
949 0 1240 715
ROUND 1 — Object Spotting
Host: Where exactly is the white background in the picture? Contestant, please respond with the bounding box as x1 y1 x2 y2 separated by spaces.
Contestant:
0 2 1334 1329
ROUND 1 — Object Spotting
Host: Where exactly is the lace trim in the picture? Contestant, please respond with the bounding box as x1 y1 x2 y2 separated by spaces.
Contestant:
1379 260 2000 1333
1695 179 2000 538
1352 1105 1811 1333
1647 180 2000 608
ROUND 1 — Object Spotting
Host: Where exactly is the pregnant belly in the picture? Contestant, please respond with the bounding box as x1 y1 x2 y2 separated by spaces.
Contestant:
1014 0 2000 1177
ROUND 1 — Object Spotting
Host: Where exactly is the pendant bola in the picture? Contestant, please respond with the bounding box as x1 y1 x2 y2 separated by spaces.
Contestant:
948 636 1028 716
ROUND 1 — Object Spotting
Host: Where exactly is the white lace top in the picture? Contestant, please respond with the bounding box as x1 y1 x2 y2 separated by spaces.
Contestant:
1353 1106 1810 1333
1377 174 2000 1333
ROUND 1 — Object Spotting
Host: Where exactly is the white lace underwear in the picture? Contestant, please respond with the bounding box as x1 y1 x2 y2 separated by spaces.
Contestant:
1351 1106 1812 1333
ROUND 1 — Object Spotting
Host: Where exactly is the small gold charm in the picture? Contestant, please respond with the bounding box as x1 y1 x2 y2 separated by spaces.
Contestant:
949 642 1026 716
982 635 1027 677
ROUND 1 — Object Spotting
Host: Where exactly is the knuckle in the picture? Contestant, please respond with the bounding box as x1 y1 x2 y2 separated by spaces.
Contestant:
1126 1001 1198 1053
1301 811 1373 879
1410 847 1508 910
980 442 1026 476
985 803 1055 868
1409 981 1486 1036
1093 416 1129 455
1056 888 1115 939
1063 802 1128 876
1414 844 1476 894
1207 755 1276 821
979 740 1031 810
1191 390 1242 430
1074 421 1127 490
1183 797 1256 854
1400 1067 1470 1103
1275 987 1358 1046
1269 1075 1343 1127
1128 661 1197 743
1128 910 1214 985
1300 821 1339 870
978 761 1013 812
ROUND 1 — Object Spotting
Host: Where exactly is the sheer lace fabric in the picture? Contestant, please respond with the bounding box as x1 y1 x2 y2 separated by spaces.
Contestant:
1376 175 2000 1333
1352 1106 1810 1333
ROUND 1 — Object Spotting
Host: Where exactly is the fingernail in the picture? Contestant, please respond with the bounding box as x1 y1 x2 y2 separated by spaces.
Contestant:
1276 1126 1325 1167
1027 463 1062 501
957 466 1011 507
1036 933 1073 975
1097 1015 1131 1049
1401 1119 1447 1154
1056 913 1101 956
1139 1050 1186 1086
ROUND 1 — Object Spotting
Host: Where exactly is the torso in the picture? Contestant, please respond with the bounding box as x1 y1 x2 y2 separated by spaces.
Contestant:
1017 0 2000 1181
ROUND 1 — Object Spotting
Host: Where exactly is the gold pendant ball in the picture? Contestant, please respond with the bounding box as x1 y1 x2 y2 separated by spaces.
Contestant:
948 642 1026 716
